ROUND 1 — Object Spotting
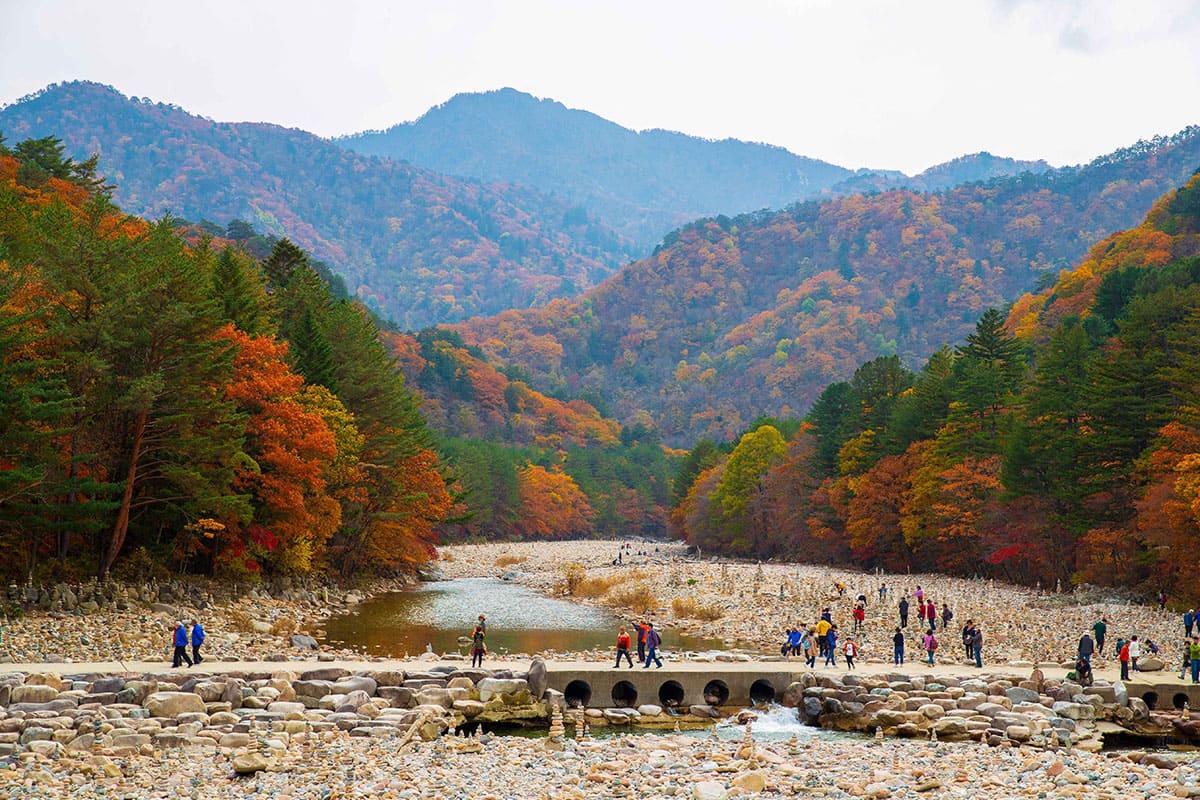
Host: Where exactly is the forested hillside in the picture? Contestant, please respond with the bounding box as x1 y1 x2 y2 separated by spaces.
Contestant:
0 136 451 583
0 82 637 329
670 171 1200 595
386 328 678 542
340 88 853 249
457 127 1200 445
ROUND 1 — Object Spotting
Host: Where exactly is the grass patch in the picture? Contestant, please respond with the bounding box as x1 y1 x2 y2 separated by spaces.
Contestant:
671 597 724 621
494 554 525 568
270 616 297 637
575 574 620 598
606 583 658 614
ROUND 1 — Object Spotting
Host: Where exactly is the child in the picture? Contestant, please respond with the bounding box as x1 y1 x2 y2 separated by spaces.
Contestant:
923 628 939 666
843 637 858 669
615 626 633 668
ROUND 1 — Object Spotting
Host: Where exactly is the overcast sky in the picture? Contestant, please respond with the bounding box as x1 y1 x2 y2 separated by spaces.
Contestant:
2 0 1199 174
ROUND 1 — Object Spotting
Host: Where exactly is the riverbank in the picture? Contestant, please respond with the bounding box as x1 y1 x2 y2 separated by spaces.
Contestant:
438 540 1195 672
2 659 1200 799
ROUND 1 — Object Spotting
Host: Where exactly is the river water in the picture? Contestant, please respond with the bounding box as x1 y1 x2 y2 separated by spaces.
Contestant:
318 577 726 658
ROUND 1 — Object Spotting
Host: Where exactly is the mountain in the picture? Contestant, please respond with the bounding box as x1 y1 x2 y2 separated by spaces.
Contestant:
0 81 639 329
826 152 1052 196
339 88 857 248
454 127 1200 446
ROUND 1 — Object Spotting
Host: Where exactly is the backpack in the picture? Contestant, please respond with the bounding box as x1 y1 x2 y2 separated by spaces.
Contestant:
928 636 939 650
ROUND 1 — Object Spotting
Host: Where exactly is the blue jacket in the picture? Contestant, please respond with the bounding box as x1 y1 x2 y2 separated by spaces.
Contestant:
192 624 205 645
1186 611 1195 629
173 626 188 647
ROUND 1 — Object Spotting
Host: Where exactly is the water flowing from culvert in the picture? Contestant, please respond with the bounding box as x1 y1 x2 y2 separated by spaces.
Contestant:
318 577 725 658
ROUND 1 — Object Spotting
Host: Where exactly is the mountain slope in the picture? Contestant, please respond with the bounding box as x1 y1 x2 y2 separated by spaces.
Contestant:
0 82 638 328
826 152 1052 197
455 127 1200 445
339 88 856 248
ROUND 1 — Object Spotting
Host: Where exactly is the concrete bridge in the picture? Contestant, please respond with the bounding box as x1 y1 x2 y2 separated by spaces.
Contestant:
1127 677 1200 711
544 663 802 709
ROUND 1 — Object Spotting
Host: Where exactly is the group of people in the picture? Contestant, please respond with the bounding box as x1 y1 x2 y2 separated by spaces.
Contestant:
615 619 663 668
170 620 205 668
1076 612 1200 684
780 608 860 668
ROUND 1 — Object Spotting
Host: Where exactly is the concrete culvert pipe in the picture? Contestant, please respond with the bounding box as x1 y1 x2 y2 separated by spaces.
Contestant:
703 680 730 706
611 680 638 708
749 679 776 705
658 680 685 708
564 680 592 708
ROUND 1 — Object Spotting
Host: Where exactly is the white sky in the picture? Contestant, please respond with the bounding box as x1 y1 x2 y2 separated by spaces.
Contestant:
2 0 1199 174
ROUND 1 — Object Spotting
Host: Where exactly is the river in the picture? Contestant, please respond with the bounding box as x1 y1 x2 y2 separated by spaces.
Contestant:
318 577 726 658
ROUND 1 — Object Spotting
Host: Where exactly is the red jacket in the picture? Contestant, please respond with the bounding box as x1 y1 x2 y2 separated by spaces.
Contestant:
617 633 631 650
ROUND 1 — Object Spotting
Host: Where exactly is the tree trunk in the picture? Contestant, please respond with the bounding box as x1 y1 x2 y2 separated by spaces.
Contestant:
101 407 148 578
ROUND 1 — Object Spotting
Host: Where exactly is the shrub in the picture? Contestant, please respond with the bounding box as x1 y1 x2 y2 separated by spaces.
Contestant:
607 583 658 614
561 562 587 595
494 555 525 568
575 574 620 598
270 616 298 637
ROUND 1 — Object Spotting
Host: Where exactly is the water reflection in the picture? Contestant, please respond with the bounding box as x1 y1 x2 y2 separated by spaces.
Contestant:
319 577 724 657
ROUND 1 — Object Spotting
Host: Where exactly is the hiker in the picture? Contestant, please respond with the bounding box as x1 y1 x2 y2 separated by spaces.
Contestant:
789 626 803 658
925 600 937 629
815 616 832 658
898 597 909 629
917 598 927 628
803 627 816 668
1129 635 1142 672
643 622 663 668
1189 636 1200 683
634 619 648 663
172 622 193 668
923 628 938 666
843 636 858 669
970 625 983 668
615 626 633 668
852 603 865 634
825 625 839 667
190 619 205 665
878 582 888 603
470 623 486 668
940 603 953 631
1093 618 1108 656
962 620 975 660
893 627 905 665
1185 609 1196 638
781 628 794 658
1077 632 1095 664
1118 639 1131 681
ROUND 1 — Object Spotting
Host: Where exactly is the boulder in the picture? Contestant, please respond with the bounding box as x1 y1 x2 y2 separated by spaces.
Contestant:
476 678 528 702
377 686 416 708
415 687 454 709
453 699 485 717
782 681 804 708
294 680 334 699
289 634 319 650
332 676 377 696
693 781 728 800
10 685 58 704
1005 687 1039 705
527 658 548 700
232 752 271 774
144 691 206 718
1138 656 1165 672
1005 724 1031 742
732 772 766 793
300 668 350 682
638 704 663 717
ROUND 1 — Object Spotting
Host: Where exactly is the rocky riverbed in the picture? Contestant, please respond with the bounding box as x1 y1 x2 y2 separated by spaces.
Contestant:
438 540 1196 671
2 662 1200 800
2 660 1200 799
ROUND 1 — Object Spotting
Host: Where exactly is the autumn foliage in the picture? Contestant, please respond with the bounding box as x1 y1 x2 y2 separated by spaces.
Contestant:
673 172 1200 596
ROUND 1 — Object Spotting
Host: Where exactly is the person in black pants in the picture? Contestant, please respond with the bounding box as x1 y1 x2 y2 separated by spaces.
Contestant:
898 598 909 628
171 623 193 668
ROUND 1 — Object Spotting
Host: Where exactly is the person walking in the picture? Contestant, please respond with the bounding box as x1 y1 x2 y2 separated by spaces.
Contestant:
635 619 648 663
824 625 839 667
970 625 983 668
1129 635 1142 672
852 603 865 634
643 622 663 668
815 616 832 659
190 619 205 665
1185 609 1196 638
893 627 905 665
789 627 803 658
1118 639 1131 681
1093 618 1108 656
926 600 937 630
878 583 887 603
802 627 816 668
172 622 193 668
917 599 927 629
962 621 975 660
1078 632 1095 664
1189 636 1200 683
470 622 487 668
615 626 633 668
843 637 858 669
1157 590 1166 610
923 628 938 666
940 603 953 631
898 597 909 629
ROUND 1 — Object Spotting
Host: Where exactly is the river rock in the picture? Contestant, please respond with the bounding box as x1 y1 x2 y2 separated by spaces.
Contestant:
732 771 766 792
289 634 318 650
527 658 548 700
693 781 727 800
11 685 58 704
145 691 206 718
232 752 271 774
332 676 377 696
477 678 528 701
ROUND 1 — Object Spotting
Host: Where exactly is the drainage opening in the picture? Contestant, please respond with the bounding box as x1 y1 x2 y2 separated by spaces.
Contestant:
564 680 592 708
611 680 638 708
749 679 777 705
1173 692 1189 710
1142 691 1159 710
703 680 730 706
658 680 685 708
